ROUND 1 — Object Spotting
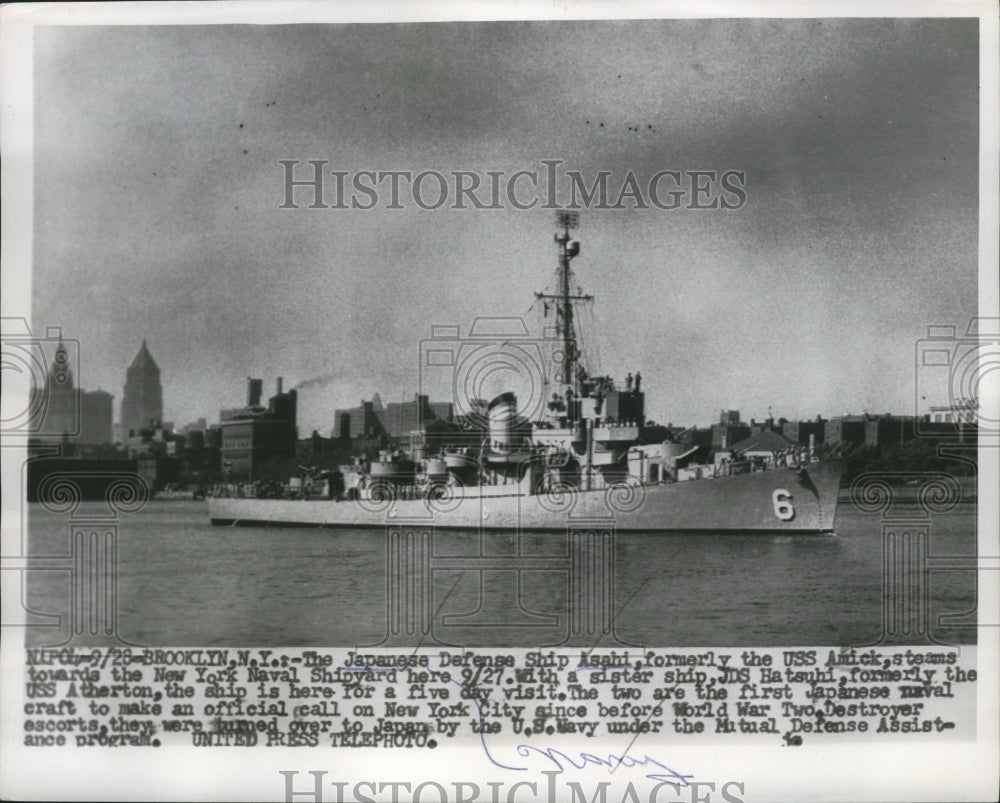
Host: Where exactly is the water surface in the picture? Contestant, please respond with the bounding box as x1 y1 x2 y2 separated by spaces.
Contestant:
23 499 977 648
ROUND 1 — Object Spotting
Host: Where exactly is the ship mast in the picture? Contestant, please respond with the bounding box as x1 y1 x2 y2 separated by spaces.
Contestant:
535 211 592 397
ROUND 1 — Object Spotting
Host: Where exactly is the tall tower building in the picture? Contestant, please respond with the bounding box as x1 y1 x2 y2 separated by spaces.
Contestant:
38 340 79 436
121 340 163 436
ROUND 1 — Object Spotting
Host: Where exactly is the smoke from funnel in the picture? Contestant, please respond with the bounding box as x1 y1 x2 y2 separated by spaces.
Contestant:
294 373 342 390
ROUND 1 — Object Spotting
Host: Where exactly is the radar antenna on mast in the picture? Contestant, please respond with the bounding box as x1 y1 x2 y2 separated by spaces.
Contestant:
535 211 593 399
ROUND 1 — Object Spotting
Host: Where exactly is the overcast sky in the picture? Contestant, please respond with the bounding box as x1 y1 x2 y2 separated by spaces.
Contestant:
32 18 979 433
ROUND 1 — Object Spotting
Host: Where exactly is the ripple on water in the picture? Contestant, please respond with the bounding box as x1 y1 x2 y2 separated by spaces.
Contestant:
22 500 978 648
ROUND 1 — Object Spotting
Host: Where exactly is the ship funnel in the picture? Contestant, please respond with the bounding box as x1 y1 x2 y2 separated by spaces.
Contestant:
488 392 518 451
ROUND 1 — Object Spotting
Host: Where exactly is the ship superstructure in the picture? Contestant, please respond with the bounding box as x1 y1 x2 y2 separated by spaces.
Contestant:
209 215 841 532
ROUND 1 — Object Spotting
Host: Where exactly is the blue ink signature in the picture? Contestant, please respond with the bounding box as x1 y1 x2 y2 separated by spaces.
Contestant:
343 664 524 771
341 663 694 786
515 745 694 787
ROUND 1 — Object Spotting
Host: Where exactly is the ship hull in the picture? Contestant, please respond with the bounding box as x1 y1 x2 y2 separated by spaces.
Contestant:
208 460 841 533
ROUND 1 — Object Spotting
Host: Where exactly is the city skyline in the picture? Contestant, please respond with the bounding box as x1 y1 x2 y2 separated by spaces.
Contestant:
45 326 972 443
29 19 980 435
68 336 975 440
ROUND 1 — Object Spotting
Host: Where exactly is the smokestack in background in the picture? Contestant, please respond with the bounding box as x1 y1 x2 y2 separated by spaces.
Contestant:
247 377 263 407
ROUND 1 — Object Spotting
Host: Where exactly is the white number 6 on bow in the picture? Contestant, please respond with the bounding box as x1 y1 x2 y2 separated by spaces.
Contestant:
772 489 794 521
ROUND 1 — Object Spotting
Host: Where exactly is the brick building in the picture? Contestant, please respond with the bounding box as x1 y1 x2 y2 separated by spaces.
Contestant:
220 378 298 480
711 410 750 450
782 416 826 446
79 389 114 445
825 415 867 446
864 415 921 449
334 393 454 444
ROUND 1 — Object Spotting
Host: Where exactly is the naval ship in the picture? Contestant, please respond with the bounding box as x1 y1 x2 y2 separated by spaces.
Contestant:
209 213 841 532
